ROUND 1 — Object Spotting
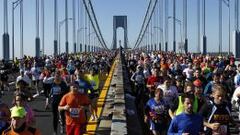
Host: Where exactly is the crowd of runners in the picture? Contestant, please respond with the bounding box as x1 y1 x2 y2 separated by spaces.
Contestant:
0 49 240 135
0 51 115 135
126 51 240 135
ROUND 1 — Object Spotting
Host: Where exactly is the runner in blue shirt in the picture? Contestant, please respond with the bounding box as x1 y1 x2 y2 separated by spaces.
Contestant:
168 94 204 135
145 88 170 135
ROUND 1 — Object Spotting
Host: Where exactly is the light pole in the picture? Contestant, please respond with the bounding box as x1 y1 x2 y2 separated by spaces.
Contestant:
202 0 207 54
219 0 223 55
35 0 40 57
3 0 10 60
12 0 23 59
154 26 163 51
20 0 23 58
233 0 240 58
183 0 188 54
54 0 58 56
65 0 69 54
222 0 230 54
59 18 72 55
217 0 230 55
168 16 183 52
165 0 169 52
72 0 76 53
197 0 200 53
173 0 176 52
77 27 87 52
41 0 44 56
88 31 95 52
146 31 153 52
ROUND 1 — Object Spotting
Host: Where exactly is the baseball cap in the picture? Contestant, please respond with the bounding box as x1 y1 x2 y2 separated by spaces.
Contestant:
10 106 26 118
193 79 202 87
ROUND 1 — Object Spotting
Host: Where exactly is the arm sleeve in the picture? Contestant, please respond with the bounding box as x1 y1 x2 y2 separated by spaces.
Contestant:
144 101 151 116
168 117 178 134
204 83 211 96
130 73 136 82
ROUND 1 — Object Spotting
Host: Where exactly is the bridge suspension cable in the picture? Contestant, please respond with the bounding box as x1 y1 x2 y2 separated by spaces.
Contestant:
82 0 108 50
133 0 158 49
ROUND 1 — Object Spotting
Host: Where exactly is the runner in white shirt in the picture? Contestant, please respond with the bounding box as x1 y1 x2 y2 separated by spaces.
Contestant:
183 63 194 80
157 77 178 105
31 62 41 97
16 70 31 86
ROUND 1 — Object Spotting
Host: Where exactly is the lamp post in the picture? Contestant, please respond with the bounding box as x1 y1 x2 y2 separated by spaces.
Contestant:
146 31 153 52
41 0 44 56
222 0 230 54
168 16 183 52
72 0 76 53
3 0 10 60
219 0 223 55
88 31 95 52
202 0 207 54
59 18 72 54
20 0 23 58
165 0 169 52
233 0 240 58
12 0 23 59
77 27 87 52
217 0 230 55
54 0 58 56
183 0 188 54
197 0 200 53
154 26 163 51
65 0 69 54
173 0 176 52
35 0 40 57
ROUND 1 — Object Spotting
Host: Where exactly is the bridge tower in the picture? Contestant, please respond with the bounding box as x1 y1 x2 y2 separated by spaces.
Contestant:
112 16 128 49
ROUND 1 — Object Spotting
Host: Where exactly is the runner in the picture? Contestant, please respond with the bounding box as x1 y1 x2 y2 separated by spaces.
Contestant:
2 106 41 135
49 71 68 134
168 94 204 134
85 68 100 121
144 88 170 135
0 100 10 134
58 81 91 135
199 85 236 135
12 93 36 128
30 62 41 98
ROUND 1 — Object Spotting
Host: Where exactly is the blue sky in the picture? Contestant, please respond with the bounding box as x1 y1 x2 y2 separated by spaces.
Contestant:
0 0 236 59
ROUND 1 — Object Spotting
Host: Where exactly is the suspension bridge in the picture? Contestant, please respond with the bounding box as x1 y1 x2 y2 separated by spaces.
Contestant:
1 0 240 135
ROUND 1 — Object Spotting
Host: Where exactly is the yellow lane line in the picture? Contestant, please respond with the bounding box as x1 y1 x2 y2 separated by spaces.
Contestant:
84 60 117 135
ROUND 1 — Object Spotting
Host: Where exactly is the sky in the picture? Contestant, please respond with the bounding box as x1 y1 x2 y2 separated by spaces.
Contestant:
0 0 236 59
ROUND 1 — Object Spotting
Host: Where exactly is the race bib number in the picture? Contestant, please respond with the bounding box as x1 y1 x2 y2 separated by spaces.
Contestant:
70 108 80 118
136 75 143 82
78 81 85 87
78 88 85 94
154 105 165 114
52 86 61 95
212 125 227 135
